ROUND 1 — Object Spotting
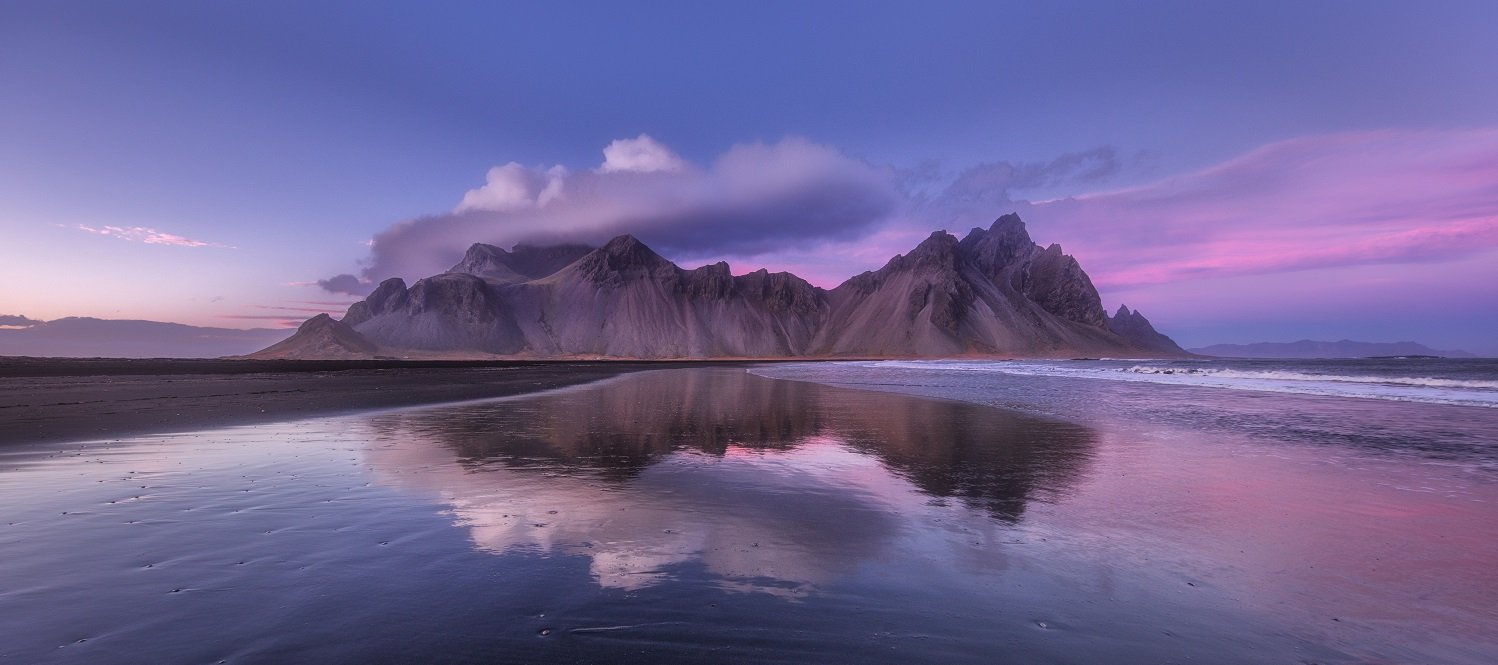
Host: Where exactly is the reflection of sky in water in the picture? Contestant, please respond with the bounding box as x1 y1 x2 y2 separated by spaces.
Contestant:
3 368 1495 664
364 369 1096 596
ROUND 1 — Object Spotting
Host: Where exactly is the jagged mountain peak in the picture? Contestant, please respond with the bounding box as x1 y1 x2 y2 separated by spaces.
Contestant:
462 241 506 259
258 212 1188 359
568 234 678 286
877 231 962 275
692 260 732 275
960 214 1040 273
451 241 505 266
1105 305 1185 355
912 230 960 253
450 241 593 284
601 234 670 265
990 212 1029 235
601 233 648 254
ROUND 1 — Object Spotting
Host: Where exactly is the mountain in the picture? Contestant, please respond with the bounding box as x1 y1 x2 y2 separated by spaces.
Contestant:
818 219 1124 356
1190 340 1476 359
333 236 829 357
253 213 1187 359
446 242 594 285
1106 305 1185 355
0 317 292 358
248 314 379 359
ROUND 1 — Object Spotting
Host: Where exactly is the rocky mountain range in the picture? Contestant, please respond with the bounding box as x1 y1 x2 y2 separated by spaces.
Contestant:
252 214 1186 359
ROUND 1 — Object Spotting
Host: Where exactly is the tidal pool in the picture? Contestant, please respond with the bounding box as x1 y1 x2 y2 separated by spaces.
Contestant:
1 368 1493 663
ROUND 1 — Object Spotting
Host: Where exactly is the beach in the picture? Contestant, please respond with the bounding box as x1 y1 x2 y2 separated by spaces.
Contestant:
0 358 744 447
2 361 1496 663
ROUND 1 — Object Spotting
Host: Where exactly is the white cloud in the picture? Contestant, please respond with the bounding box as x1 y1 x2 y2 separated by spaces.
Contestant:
597 133 687 173
68 224 228 248
454 163 568 213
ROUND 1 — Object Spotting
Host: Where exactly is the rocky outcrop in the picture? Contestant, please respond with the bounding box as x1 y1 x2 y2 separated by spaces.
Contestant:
449 242 594 284
1105 305 1186 355
251 214 1187 359
340 273 527 354
248 314 378 359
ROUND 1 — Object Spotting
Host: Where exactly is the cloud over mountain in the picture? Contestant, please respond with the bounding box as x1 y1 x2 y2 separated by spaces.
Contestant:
340 136 900 288
597 134 687 174
321 125 1498 354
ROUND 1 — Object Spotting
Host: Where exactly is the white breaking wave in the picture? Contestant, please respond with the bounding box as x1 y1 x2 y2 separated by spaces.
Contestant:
861 360 1498 408
1122 366 1498 390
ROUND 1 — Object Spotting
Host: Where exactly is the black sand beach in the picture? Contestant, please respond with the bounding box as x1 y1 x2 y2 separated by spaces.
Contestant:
0 358 747 447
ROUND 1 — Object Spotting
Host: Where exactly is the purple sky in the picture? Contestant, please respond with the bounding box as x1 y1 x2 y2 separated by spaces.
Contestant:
2 2 1496 353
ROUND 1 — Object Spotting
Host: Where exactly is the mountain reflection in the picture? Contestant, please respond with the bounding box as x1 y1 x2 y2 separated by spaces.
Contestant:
364 368 1095 593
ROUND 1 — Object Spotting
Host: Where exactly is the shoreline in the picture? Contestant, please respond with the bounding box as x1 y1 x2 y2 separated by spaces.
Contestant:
0 359 763 448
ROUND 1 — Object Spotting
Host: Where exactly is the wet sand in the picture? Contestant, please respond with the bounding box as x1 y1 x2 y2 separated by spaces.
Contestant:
0 358 751 447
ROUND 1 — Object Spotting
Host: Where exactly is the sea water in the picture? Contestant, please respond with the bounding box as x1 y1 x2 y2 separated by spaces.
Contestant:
754 358 1498 465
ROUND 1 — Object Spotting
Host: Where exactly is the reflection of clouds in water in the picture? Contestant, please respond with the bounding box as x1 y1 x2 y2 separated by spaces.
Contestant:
364 369 1096 595
380 442 905 594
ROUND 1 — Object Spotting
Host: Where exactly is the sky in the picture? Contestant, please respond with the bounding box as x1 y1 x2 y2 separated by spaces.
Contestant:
2 1 1496 353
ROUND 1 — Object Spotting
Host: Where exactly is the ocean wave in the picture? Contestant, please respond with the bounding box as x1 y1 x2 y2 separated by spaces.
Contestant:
860 360 1498 408
1123 366 1498 390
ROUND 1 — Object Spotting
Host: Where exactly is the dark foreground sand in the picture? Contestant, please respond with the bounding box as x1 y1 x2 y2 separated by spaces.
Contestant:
0 357 750 447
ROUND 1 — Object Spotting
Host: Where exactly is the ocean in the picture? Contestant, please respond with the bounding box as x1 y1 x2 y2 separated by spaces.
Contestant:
754 358 1498 466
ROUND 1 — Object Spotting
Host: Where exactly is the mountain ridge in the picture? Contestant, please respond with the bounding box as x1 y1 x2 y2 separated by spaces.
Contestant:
252 213 1187 360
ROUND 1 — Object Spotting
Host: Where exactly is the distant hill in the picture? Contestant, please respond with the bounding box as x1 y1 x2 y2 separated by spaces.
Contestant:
254 214 1187 360
1190 340 1476 359
0 317 292 358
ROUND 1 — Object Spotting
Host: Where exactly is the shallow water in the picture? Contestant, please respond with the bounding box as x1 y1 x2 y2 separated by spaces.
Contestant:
2 368 1495 663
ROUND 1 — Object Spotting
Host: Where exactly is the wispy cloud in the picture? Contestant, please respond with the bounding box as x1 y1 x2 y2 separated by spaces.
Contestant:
249 305 347 314
69 224 231 248
215 314 304 328
1022 128 1498 289
216 301 348 329
289 299 363 307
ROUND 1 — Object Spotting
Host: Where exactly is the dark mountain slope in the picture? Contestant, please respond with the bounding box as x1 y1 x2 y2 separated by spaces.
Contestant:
252 214 1185 359
813 215 1157 357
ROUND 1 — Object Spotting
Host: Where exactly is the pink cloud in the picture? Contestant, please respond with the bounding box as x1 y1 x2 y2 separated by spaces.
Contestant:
69 224 229 248
1025 128 1498 288
249 305 346 314
695 129 1498 300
